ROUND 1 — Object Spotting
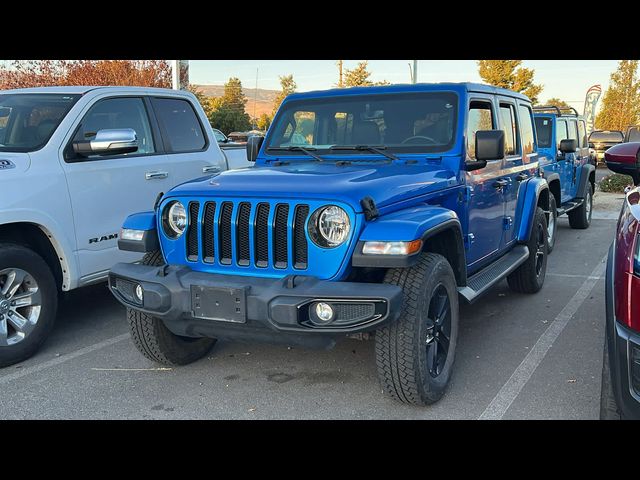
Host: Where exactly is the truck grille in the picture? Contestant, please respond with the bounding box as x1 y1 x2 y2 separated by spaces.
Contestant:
185 200 310 271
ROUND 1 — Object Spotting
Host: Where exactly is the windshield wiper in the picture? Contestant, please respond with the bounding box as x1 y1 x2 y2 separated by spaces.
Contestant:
330 145 398 161
266 146 325 162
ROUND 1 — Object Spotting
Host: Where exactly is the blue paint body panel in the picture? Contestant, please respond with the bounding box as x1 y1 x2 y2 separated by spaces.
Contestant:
359 205 459 242
516 177 548 242
123 211 156 231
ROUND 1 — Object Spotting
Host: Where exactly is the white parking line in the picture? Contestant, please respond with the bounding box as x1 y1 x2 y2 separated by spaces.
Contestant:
547 273 604 280
0 333 129 385
478 254 608 420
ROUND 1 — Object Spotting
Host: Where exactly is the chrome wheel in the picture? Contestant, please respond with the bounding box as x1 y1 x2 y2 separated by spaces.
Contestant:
0 268 42 346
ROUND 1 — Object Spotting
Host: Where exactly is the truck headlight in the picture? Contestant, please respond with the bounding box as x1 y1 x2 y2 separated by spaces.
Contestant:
162 201 187 238
308 205 351 248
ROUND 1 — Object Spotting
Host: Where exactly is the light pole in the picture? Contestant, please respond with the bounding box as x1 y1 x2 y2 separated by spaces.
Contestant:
412 60 418 84
171 60 179 90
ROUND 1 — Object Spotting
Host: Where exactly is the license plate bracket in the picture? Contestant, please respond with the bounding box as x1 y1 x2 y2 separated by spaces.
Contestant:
191 285 247 323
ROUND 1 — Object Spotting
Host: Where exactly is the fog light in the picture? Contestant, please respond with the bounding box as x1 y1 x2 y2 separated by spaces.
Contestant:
135 284 143 303
314 302 334 323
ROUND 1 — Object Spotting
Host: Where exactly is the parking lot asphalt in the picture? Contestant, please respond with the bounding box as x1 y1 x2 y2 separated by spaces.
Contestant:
0 198 620 419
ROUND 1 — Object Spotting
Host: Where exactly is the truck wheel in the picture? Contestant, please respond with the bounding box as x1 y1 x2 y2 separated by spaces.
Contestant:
0 243 58 368
600 337 621 420
547 195 557 254
507 207 547 294
127 250 216 366
375 253 459 405
568 183 593 229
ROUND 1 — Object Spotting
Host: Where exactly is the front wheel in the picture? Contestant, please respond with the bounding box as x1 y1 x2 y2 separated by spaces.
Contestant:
507 207 548 294
127 250 216 366
568 183 593 229
0 243 58 368
375 253 459 405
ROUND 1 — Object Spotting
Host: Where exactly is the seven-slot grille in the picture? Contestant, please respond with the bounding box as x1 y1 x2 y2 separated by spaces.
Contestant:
186 200 311 270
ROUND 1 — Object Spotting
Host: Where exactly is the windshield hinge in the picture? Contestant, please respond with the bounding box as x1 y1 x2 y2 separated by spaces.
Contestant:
360 196 379 221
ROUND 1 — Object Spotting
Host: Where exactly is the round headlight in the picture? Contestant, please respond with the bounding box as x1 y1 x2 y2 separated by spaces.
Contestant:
308 205 351 248
163 201 187 238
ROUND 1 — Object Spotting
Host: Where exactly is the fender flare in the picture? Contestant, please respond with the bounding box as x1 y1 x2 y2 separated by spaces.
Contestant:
119 212 159 253
516 177 550 243
576 163 596 198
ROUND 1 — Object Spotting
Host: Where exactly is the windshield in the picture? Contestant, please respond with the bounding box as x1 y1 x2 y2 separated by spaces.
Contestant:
534 116 553 148
0 93 81 152
589 131 623 143
265 92 458 156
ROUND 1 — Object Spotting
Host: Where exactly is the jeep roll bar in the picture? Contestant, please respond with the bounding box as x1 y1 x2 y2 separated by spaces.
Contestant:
533 105 580 117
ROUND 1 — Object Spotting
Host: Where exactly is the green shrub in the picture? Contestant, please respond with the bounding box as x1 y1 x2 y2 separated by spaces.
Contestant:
600 173 634 193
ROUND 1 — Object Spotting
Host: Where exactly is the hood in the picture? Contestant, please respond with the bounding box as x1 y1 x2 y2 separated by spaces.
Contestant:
168 161 461 212
0 152 31 177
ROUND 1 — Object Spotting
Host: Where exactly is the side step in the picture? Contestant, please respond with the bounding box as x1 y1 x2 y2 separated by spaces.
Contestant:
458 245 529 303
556 198 583 216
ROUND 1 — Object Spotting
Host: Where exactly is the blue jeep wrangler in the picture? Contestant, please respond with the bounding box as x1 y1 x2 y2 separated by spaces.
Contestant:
109 83 550 405
533 106 596 252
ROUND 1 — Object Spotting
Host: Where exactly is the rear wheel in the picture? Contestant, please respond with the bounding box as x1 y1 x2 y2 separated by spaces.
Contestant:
0 243 58 368
375 253 459 405
127 250 216 366
547 195 557 254
507 207 547 294
568 183 593 229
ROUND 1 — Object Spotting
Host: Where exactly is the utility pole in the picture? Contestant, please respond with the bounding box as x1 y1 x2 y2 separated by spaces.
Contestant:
412 60 418 84
337 60 343 88
254 67 259 130
171 60 179 90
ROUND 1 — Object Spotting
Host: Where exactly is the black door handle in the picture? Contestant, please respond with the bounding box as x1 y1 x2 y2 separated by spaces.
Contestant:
493 179 509 188
516 173 528 182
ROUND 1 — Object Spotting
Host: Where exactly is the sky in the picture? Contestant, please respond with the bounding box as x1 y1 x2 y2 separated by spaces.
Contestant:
188 60 620 113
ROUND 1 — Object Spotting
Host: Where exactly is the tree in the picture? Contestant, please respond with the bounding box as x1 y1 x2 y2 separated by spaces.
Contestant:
343 61 390 87
189 85 215 119
272 74 297 116
595 60 640 131
208 77 252 134
257 113 272 132
0 60 171 89
544 97 572 109
477 60 543 104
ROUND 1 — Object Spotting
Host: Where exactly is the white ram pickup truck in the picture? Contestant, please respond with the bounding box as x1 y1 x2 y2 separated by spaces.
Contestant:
0 86 243 367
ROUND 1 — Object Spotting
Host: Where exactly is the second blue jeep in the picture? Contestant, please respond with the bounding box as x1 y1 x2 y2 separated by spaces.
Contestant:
533 106 596 252
109 83 551 405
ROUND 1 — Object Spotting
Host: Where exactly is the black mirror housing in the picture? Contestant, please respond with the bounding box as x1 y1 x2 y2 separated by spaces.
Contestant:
559 139 577 153
475 130 505 161
246 135 264 162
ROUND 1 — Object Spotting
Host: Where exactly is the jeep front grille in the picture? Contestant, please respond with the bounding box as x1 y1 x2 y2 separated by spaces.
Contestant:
184 200 310 271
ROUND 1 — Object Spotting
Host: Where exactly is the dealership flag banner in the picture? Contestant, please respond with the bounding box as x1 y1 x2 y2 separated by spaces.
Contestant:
583 85 602 135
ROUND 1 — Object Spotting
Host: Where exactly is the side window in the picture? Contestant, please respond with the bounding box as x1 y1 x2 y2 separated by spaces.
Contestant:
71 97 155 158
556 120 568 149
466 101 494 160
500 104 519 155
568 120 579 146
152 98 206 152
282 111 316 146
578 120 587 148
517 105 535 156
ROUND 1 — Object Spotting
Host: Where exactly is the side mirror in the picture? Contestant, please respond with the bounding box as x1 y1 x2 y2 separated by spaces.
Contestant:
73 128 138 157
246 135 264 162
604 142 640 186
559 139 577 153
465 130 504 171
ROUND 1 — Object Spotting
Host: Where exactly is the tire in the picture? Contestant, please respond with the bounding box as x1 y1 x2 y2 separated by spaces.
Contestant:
375 252 459 405
0 243 58 368
127 250 216 366
600 337 621 420
547 195 557 254
507 207 548 294
568 183 593 229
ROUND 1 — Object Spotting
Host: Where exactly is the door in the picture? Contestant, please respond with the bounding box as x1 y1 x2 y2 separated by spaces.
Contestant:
60 96 181 281
575 119 590 194
465 98 505 267
565 119 581 199
501 102 538 247
555 119 573 204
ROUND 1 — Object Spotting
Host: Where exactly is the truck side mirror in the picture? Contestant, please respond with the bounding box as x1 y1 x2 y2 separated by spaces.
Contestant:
73 128 138 157
559 139 577 153
246 135 264 162
604 142 640 186
466 130 504 171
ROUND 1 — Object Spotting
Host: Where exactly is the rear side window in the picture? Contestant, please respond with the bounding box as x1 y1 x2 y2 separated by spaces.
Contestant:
556 120 568 148
152 98 206 152
534 117 552 148
499 104 519 155
517 105 535 155
466 101 494 160
568 120 579 144
578 120 587 147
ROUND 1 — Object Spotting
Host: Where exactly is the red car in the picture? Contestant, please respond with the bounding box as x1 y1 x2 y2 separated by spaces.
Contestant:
601 142 640 419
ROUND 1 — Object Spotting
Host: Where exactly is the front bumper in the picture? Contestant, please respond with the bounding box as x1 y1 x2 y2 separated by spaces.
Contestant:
108 262 403 347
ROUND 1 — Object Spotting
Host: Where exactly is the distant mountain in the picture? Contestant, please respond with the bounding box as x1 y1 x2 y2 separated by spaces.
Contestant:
193 84 278 118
